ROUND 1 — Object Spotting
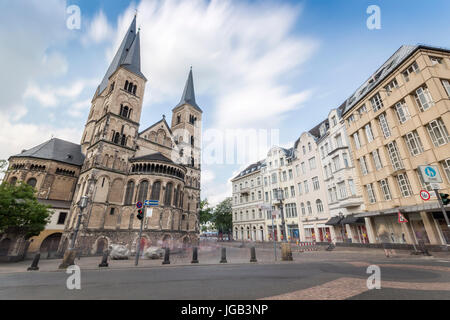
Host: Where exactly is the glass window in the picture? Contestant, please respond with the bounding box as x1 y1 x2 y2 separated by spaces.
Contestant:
338 182 347 199
353 132 361 149
309 157 316 170
304 180 309 193
442 79 450 97
378 113 391 138
316 200 324 213
402 61 419 82
372 149 383 170
404 130 424 156
415 86 434 112
394 100 411 124
312 176 320 190
348 179 356 196
359 156 368 175
386 141 404 171
379 179 392 201
441 158 450 183
427 118 450 147
365 123 374 142
365 184 376 203
298 182 303 195
396 173 413 197
370 93 383 112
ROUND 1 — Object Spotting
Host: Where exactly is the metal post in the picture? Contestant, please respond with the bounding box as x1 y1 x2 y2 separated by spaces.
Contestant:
134 216 144 266
278 188 287 243
435 189 450 245
271 212 277 261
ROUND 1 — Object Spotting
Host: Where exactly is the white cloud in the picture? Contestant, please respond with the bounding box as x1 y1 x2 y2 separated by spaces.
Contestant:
67 98 92 118
107 0 318 129
82 10 114 45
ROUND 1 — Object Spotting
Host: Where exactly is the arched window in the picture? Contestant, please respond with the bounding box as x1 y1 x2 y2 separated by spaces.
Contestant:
121 135 126 146
133 85 137 95
164 183 173 206
301 203 305 215
124 80 129 90
137 181 149 203
151 181 161 201
307 201 312 214
9 177 17 186
114 132 120 144
27 178 37 188
124 181 135 205
316 199 323 213
173 186 179 207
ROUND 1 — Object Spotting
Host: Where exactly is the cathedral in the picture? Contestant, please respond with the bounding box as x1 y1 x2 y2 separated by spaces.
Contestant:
2 16 202 259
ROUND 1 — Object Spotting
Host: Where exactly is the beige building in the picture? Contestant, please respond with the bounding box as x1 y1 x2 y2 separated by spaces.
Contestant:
341 45 450 246
231 161 265 241
1 16 203 260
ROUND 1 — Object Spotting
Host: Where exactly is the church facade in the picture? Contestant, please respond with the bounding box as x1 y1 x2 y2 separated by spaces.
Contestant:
2 16 202 258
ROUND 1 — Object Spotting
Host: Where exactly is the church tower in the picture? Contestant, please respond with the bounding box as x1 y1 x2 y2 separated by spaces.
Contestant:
171 68 202 218
68 15 147 234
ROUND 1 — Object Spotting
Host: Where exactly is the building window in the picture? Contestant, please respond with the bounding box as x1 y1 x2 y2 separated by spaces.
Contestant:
353 132 361 149
364 123 374 142
316 200 324 213
271 173 277 184
137 181 149 203
301 162 306 174
394 100 411 124
359 156 368 175
298 182 302 195
441 159 450 183
430 56 443 65
290 186 295 197
426 118 450 147
415 86 434 112
402 61 419 82
332 155 340 172
304 180 309 193
379 179 392 201
442 79 450 97
343 153 349 168
338 182 347 199
301 203 305 215
348 114 356 124
27 178 37 188
365 184 376 204
57 212 67 225
348 179 356 196
386 141 404 171
404 130 424 156
372 149 383 170
312 176 320 190
150 181 161 201
396 173 413 197
357 104 367 115
288 169 293 180
306 201 312 215
309 157 316 170
124 180 135 204
384 78 399 95
378 113 391 139
370 93 383 112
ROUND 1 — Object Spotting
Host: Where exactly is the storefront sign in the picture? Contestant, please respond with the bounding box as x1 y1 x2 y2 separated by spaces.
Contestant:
420 190 431 201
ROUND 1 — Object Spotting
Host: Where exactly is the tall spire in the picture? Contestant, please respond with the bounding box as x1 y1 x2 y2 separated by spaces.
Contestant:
96 15 146 97
174 67 202 112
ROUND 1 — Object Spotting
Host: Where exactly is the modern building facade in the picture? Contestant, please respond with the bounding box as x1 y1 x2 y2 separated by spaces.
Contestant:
341 45 450 246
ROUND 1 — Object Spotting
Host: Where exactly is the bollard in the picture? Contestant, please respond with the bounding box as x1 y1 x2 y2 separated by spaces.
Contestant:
162 247 170 265
191 247 199 264
98 251 109 267
220 247 227 263
27 253 41 271
250 246 257 263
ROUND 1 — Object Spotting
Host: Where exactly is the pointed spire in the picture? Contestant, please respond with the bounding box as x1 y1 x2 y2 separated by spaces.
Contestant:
174 67 202 112
96 15 146 96
122 29 145 79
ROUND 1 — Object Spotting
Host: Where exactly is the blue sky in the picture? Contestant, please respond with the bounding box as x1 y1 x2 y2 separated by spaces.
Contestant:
0 0 449 204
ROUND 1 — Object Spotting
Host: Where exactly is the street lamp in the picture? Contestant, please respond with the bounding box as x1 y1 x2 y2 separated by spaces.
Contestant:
339 212 346 243
277 188 287 243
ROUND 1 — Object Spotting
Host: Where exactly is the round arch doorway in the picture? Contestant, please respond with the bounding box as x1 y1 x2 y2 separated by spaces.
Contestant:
40 233 62 259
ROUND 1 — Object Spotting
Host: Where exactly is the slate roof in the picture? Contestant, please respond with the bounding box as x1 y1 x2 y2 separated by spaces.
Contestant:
340 44 450 116
95 16 146 97
130 152 174 164
232 160 264 180
173 68 202 113
10 138 85 166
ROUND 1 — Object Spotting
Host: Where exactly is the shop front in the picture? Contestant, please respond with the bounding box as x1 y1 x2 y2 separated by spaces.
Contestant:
341 215 368 243
433 212 450 244
287 224 300 243
303 225 315 242
316 224 331 242
372 215 407 244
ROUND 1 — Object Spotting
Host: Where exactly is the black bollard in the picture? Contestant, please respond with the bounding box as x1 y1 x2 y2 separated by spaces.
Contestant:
220 247 227 263
27 253 40 271
191 247 199 264
162 248 170 265
98 251 109 267
250 246 257 263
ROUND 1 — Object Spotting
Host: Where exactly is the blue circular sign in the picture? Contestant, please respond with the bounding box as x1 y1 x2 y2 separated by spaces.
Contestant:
425 167 436 177
136 201 143 208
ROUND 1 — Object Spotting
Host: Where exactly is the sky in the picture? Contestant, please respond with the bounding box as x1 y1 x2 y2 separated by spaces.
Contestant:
0 0 449 205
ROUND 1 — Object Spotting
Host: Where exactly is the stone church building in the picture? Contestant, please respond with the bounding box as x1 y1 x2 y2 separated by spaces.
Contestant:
2 16 202 259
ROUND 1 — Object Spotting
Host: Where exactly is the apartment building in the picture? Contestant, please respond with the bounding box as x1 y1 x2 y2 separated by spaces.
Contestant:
318 108 367 243
231 161 265 241
261 146 298 242
341 45 450 246
293 132 331 242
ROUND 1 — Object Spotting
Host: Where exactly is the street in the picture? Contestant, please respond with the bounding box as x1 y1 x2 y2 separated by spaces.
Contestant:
0 245 449 300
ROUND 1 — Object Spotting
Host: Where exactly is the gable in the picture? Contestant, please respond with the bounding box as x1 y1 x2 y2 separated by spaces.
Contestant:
139 118 174 148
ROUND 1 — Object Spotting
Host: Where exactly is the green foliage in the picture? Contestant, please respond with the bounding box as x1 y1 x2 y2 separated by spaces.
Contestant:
198 199 213 225
0 181 52 239
0 160 7 174
212 197 232 234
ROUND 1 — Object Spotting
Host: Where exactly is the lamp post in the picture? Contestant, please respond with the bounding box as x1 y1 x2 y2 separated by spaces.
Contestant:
59 195 89 269
277 188 287 243
339 212 345 243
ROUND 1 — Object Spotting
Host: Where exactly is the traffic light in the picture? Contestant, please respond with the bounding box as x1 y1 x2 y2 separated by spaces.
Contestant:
137 209 144 220
440 193 450 206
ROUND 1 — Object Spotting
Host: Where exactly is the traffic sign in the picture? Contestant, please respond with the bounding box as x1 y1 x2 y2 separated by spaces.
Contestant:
144 200 159 206
136 201 143 209
418 165 443 184
420 190 431 201
398 211 408 223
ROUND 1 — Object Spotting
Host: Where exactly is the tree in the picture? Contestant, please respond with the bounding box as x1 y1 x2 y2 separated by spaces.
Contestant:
212 197 232 240
0 160 8 183
0 181 52 239
198 199 213 226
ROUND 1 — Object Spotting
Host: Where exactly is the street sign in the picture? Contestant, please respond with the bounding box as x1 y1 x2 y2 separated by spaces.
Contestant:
136 201 143 209
146 208 153 218
258 204 272 210
420 190 431 201
398 211 408 223
418 165 443 184
144 200 159 206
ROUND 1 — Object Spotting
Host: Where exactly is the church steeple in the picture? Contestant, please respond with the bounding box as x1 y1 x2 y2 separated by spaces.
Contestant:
174 67 202 113
96 15 146 97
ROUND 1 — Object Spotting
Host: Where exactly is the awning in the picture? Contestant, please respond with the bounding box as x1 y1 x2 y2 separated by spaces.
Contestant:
341 215 365 224
325 216 342 226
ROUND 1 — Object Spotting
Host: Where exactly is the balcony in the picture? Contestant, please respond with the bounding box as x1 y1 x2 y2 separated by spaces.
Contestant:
240 187 250 195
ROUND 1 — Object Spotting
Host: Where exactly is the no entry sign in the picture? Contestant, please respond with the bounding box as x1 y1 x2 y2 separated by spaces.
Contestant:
420 190 431 201
136 201 143 208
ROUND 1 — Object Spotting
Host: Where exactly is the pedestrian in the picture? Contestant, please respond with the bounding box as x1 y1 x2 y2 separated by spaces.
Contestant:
378 226 395 257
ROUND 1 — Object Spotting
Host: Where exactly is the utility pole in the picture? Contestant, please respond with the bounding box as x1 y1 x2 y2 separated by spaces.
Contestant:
135 208 144 266
435 189 450 245
278 188 287 243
